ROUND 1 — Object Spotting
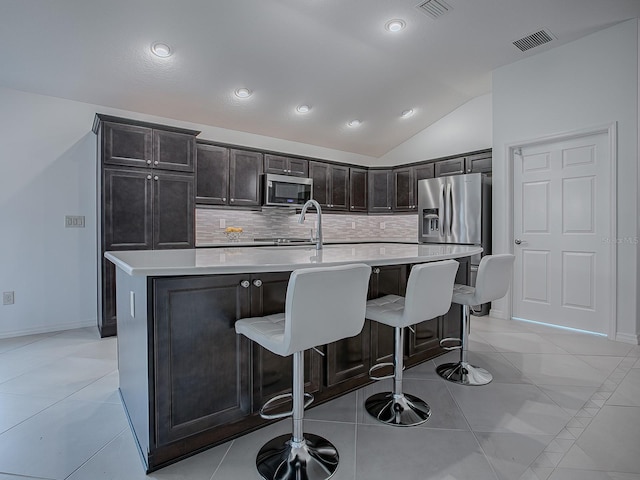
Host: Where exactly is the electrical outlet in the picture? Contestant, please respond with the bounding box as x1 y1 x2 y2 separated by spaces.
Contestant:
351 222 356 229
3 291 14 305
219 219 226 229
65 215 85 228
380 222 386 230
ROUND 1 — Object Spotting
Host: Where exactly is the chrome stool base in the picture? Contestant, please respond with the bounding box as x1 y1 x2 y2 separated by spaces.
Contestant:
256 433 339 480
436 361 493 386
364 392 431 426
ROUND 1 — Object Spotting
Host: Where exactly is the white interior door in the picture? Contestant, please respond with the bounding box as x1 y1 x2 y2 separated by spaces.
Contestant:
512 131 612 334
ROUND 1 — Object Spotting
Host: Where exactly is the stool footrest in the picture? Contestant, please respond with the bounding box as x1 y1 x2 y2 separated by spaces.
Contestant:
259 392 314 420
368 362 395 381
439 337 462 351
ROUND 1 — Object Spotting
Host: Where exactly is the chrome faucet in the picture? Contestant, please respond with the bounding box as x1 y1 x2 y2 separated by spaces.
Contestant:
298 200 323 250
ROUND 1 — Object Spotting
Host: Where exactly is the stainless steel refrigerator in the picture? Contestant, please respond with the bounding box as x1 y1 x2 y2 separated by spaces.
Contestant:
417 173 491 314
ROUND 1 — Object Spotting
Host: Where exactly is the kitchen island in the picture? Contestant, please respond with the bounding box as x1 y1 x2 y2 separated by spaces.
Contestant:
106 243 482 472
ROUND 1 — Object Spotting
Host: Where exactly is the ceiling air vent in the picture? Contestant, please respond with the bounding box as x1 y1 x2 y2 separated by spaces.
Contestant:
513 29 555 52
416 0 452 19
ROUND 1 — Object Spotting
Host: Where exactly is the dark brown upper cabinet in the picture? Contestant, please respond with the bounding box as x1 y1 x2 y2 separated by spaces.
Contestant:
465 151 492 174
309 161 349 211
368 169 393 213
99 118 196 173
229 149 264 207
393 167 415 212
195 145 263 207
196 144 229 205
264 154 308 177
349 168 368 212
434 156 466 177
394 163 435 213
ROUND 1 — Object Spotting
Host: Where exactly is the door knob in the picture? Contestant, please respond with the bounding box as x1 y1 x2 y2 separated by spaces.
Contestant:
514 239 524 245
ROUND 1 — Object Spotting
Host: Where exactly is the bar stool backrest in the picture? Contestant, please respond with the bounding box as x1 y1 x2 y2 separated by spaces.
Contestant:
402 260 459 326
283 263 372 356
474 254 516 304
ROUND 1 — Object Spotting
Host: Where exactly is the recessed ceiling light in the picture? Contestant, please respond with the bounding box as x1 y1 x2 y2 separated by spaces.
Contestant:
347 119 362 128
234 88 252 99
385 19 406 32
296 105 311 114
151 42 172 58
401 109 414 118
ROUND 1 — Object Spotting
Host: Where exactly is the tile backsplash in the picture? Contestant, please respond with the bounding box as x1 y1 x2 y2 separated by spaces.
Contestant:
196 208 418 244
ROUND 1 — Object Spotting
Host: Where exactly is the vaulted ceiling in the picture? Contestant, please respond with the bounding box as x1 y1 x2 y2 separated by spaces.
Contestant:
1 0 639 156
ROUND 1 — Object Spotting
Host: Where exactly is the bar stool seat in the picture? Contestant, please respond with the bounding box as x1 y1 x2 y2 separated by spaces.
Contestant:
436 254 515 386
235 263 371 480
364 260 459 427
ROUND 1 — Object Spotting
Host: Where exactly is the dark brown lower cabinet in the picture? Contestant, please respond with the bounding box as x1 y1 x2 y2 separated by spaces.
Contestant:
118 262 467 472
325 324 371 387
153 275 251 447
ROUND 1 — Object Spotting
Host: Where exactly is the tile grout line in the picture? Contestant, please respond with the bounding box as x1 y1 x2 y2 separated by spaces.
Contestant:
521 351 635 480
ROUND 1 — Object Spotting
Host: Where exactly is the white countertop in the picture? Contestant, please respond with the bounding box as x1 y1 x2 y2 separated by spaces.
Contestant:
105 243 482 276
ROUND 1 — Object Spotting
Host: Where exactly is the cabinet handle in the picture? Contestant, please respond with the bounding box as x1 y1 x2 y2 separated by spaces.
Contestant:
147 174 152 180
154 160 159 165
146 160 152 165
222 197 226 201
373 268 380 274
154 176 159 181
388 206 391 210
253 279 263 287
230 198 235 202
240 280 250 288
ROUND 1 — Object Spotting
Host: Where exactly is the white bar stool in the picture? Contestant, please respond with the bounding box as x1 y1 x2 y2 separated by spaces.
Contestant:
364 260 459 426
436 254 515 386
235 263 371 480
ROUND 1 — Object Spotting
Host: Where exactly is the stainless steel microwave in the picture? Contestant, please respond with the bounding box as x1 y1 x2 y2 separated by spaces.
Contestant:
264 173 313 207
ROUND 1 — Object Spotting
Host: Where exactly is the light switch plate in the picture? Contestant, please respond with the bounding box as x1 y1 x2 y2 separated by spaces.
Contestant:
65 216 85 228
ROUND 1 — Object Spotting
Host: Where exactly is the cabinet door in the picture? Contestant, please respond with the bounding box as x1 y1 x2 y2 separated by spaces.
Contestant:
153 275 251 447
196 144 229 205
368 170 393 213
153 130 196 172
326 324 371 387
465 152 492 174
103 122 153 168
329 165 349 210
309 161 330 207
265 154 308 177
414 163 435 182
288 158 309 177
264 154 288 175
435 157 466 177
393 167 415 211
249 272 322 411
229 149 263 206
369 265 408 364
103 167 153 250
153 172 195 250
349 168 368 212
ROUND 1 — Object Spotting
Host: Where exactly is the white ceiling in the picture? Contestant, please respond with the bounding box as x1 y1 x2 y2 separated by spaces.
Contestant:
1 0 639 157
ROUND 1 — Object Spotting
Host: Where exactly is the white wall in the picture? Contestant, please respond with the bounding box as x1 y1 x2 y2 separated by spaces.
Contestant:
492 19 639 342
0 87 380 338
377 94 492 166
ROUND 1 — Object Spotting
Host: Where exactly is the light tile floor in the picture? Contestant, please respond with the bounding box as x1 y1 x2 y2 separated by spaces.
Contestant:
0 317 639 480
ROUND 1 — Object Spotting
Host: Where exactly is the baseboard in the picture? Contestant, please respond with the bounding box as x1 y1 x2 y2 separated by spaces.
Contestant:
615 332 640 345
489 308 507 320
0 319 97 340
